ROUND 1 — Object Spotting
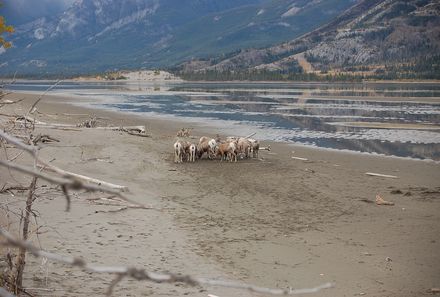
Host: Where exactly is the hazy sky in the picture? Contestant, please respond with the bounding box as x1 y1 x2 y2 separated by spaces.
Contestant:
2 0 76 25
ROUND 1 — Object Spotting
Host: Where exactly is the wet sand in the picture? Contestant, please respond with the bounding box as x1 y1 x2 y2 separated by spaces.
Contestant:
1 93 439 297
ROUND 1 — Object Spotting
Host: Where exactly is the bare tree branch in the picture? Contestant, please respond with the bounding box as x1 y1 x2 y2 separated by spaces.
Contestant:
0 98 24 106
40 162 128 192
0 130 128 191
0 160 150 210
26 80 62 116
0 185 28 193
9 177 37 293
0 130 37 156
106 274 125 296
61 185 71 212
0 228 333 296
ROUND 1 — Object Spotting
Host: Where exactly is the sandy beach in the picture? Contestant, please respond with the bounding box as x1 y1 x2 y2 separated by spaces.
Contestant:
1 93 439 297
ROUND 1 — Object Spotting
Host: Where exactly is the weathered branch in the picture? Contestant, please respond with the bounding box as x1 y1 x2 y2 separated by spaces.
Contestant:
26 80 62 116
94 125 148 134
244 132 256 139
0 228 333 296
0 130 128 191
13 118 149 135
40 163 128 192
0 98 24 106
1 130 149 212
0 160 148 210
0 130 37 156
30 134 59 145
365 172 398 179
9 177 37 293
0 185 28 194
126 130 150 137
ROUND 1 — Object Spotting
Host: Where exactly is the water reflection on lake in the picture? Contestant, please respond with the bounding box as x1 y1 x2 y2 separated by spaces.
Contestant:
8 81 440 161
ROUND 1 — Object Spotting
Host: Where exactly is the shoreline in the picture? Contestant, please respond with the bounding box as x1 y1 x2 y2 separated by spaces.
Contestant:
1 92 439 296
4 77 440 84
14 90 440 164
31 91 440 163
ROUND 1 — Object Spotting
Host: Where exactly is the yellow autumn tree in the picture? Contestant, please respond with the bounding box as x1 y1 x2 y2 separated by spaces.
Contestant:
0 4 14 48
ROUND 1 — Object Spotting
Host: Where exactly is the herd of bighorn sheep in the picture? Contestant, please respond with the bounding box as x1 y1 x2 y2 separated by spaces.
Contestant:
173 134 270 163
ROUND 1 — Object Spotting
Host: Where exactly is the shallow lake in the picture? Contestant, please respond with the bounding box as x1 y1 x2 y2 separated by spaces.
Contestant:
8 81 440 161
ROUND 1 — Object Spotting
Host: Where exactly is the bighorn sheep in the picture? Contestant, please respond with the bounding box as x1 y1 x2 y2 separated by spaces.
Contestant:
189 144 196 162
248 138 260 158
228 140 238 162
173 141 184 163
208 139 217 155
199 136 209 144
176 134 265 163
237 137 251 159
217 140 238 162
197 137 217 159
197 139 210 159
181 140 192 161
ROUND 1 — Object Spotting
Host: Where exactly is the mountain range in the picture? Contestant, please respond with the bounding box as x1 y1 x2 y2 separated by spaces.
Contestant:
177 0 440 80
1 0 438 79
0 0 356 76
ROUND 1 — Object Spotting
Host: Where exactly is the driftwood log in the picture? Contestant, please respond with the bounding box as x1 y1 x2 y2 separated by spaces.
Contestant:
365 172 398 179
12 116 150 136
30 134 60 145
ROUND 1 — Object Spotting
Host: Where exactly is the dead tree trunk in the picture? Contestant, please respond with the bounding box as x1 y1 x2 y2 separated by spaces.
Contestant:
9 176 37 294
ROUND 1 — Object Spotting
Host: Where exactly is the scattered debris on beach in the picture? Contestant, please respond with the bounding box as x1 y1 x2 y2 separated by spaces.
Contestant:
292 156 309 161
376 194 395 206
29 133 60 145
430 288 440 294
77 117 98 128
366 172 398 179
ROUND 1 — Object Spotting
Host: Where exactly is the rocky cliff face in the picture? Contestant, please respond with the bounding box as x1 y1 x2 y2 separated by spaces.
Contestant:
305 0 440 70
180 0 440 77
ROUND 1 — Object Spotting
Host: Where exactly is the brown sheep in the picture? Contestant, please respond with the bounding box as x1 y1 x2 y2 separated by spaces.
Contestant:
248 138 260 158
197 139 210 159
216 140 238 162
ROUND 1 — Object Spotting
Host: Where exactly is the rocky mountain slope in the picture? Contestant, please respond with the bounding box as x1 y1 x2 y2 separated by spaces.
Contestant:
0 0 355 76
178 0 440 79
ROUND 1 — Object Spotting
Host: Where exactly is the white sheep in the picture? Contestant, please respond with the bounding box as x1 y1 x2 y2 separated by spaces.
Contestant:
228 141 238 162
173 141 184 163
189 144 196 162
208 139 217 157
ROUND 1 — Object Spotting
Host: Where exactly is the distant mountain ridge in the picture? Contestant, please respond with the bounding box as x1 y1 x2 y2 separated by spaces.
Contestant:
177 0 440 80
0 0 356 76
